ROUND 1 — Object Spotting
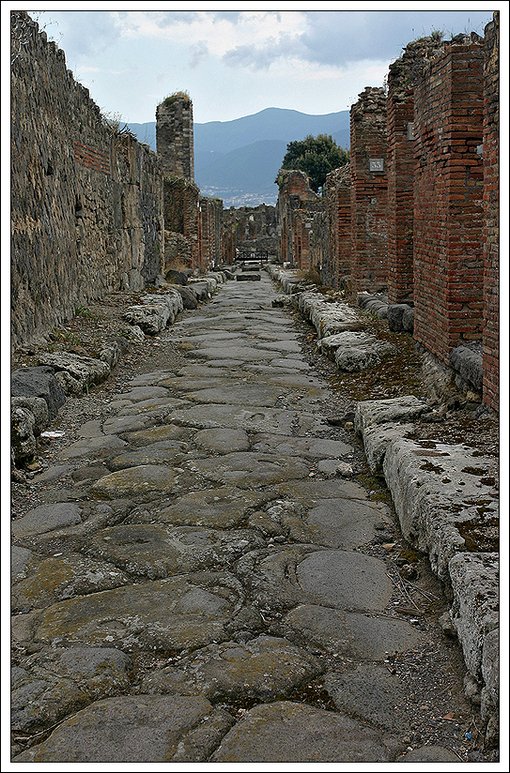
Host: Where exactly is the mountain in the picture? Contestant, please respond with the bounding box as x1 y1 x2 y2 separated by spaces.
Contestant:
128 107 350 207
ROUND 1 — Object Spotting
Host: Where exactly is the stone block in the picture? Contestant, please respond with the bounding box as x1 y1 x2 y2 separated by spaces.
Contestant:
11 366 66 420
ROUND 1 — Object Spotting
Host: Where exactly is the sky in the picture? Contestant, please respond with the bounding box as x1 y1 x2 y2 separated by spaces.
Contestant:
7 1 499 124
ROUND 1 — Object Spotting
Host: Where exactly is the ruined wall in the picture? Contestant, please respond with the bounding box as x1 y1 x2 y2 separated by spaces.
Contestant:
322 164 351 288
11 12 164 348
413 37 484 364
482 15 499 410
221 205 277 261
386 36 444 304
350 87 388 297
277 171 321 270
199 197 223 270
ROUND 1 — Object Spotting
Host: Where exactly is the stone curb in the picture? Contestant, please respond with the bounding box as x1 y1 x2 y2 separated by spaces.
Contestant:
269 265 499 743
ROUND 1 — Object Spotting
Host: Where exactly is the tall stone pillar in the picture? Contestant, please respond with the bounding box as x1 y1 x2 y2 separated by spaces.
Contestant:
156 91 194 180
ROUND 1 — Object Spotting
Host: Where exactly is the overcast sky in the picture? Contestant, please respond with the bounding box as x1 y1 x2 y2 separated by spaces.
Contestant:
15 2 497 124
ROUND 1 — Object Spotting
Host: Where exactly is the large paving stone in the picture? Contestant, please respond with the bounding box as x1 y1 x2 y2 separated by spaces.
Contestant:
91 464 178 500
84 523 263 578
12 503 83 539
153 487 269 528
114 386 171 402
108 443 187 471
197 345 276 361
60 435 127 460
12 552 129 612
124 423 189 447
186 383 285 406
324 664 417 732
276 478 370 503
210 701 397 762
141 635 321 703
251 433 352 460
297 550 392 611
30 571 242 651
15 695 234 762
280 605 425 659
291 498 392 549
171 403 321 435
12 646 131 734
186 452 311 487
193 428 250 453
102 414 156 435
117 397 187 416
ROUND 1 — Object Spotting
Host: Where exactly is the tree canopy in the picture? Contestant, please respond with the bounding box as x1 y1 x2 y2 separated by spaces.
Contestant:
276 134 349 192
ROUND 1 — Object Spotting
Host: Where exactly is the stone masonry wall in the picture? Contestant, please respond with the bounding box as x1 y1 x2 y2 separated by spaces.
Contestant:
156 93 194 181
413 37 484 364
322 164 351 289
221 205 277 262
277 171 321 270
350 87 388 297
199 197 223 270
386 36 444 304
11 12 164 348
482 15 499 410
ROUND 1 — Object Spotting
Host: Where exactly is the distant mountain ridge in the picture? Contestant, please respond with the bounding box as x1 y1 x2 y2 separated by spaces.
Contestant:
128 107 350 207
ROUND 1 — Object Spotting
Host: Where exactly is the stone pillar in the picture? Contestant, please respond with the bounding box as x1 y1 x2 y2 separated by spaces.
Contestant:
413 37 484 364
482 14 499 411
156 92 194 181
386 36 443 304
350 87 388 297
276 170 320 269
323 164 351 288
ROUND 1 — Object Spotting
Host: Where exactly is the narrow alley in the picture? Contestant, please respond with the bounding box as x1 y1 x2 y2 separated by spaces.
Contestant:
12 273 477 763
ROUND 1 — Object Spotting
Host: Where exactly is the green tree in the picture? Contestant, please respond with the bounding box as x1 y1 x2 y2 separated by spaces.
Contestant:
276 134 349 192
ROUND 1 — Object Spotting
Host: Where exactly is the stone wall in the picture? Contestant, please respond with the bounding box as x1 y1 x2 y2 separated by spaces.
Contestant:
276 171 322 270
199 197 223 270
221 205 277 262
350 87 388 297
413 37 484 364
156 93 194 180
322 164 351 289
482 14 499 410
11 12 164 348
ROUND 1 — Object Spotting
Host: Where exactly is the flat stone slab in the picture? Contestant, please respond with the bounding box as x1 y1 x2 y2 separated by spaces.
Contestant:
12 551 129 612
355 396 430 433
102 414 155 435
12 503 83 539
108 444 187 471
281 605 425 659
329 331 394 372
114 386 171 402
276 478 370 503
117 397 187 416
12 646 131 734
324 664 418 732
251 433 352 460
197 345 277 361
141 635 321 703
210 701 396 762
60 435 127 460
15 695 233 762
297 550 392 611
193 427 250 453
186 384 286 407
29 571 242 651
170 403 322 436
186 452 311 487
399 746 461 762
84 524 263 579
91 464 178 500
153 487 269 529
124 423 189 447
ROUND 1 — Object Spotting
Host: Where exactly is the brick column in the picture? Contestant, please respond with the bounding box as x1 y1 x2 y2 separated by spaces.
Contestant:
323 164 351 288
413 38 484 363
350 87 388 297
482 14 499 411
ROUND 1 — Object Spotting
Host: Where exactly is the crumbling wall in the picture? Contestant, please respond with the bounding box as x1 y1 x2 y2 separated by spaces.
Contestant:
386 36 444 304
276 171 322 270
350 87 388 297
413 36 484 364
221 205 277 261
482 14 499 410
199 197 223 270
322 164 351 288
156 92 194 180
11 12 164 348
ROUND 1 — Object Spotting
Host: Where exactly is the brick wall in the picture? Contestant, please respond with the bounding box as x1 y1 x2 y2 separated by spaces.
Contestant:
350 87 388 297
276 171 321 270
11 12 164 347
386 36 445 304
199 197 223 270
482 14 499 410
322 164 351 288
413 38 484 364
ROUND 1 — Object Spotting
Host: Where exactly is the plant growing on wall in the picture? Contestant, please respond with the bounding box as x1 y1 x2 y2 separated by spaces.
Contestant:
276 135 349 193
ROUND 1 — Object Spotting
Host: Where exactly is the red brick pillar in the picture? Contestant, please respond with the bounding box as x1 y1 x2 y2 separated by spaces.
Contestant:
482 15 499 411
350 87 388 297
413 38 484 363
386 37 444 305
323 164 351 288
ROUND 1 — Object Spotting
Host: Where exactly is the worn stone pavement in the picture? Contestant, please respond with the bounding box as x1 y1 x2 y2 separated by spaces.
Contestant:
12 273 476 763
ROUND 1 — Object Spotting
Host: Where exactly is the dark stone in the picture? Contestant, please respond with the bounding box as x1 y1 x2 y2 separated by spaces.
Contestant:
402 306 415 333
173 285 198 309
165 269 189 285
387 304 409 332
11 367 66 420
449 346 483 392
236 274 261 281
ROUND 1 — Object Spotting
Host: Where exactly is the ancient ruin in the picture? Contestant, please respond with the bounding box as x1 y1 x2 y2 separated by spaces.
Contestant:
10 9 500 766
